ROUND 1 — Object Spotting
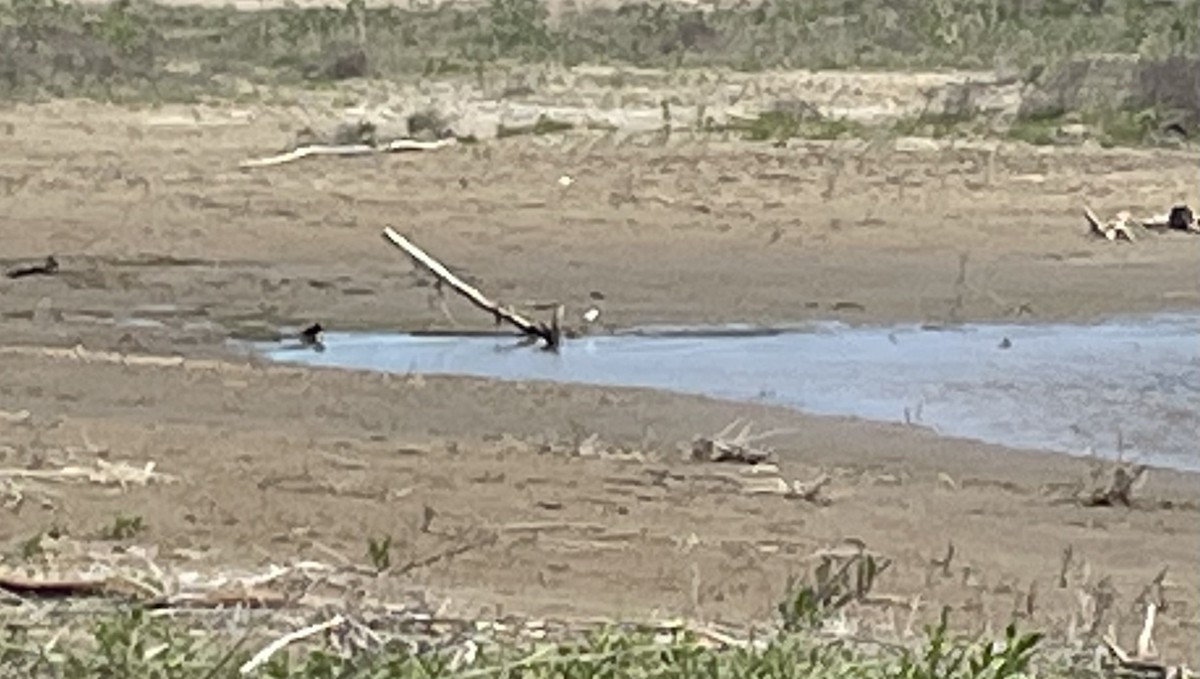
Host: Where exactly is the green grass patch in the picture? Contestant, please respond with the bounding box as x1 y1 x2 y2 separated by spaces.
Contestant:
0 546 1077 679
0 606 1056 679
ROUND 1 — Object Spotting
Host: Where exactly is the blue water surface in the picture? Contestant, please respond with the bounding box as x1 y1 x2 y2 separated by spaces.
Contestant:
256 313 1200 471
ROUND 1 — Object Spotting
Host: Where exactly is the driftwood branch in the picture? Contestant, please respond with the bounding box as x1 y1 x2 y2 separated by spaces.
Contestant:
1100 603 1193 679
381 228 561 350
741 473 832 504
690 418 795 464
239 138 456 169
1085 207 1138 242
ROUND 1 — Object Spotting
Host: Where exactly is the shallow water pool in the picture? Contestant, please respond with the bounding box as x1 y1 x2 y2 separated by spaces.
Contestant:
255 313 1200 471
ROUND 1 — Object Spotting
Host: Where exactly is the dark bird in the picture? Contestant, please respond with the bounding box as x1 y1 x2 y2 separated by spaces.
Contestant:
298 323 325 352
6 255 58 280
1162 122 1189 139
1167 205 1196 232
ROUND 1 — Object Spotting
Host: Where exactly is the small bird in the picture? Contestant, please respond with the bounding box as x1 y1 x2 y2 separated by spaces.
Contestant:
1167 205 1197 232
6 255 58 280
298 323 325 352
1162 122 1189 139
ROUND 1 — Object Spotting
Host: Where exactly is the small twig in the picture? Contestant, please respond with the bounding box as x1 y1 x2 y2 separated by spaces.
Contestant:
691 419 792 464
1059 545 1074 588
788 474 832 504
930 542 955 578
201 630 254 679
450 643 664 679
395 532 498 576
238 614 346 675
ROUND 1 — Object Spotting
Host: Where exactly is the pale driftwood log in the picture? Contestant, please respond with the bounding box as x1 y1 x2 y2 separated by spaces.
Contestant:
740 473 831 504
0 460 175 489
788 474 832 503
690 418 795 464
239 138 456 169
240 143 375 168
1101 627 1192 679
381 228 561 349
1085 206 1138 242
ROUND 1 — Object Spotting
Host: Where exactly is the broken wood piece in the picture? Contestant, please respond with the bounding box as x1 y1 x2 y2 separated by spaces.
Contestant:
1085 206 1137 242
381 228 561 350
0 459 175 489
690 418 794 464
381 138 458 153
240 144 375 168
5 255 59 280
239 614 346 675
1100 633 1190 679
0 573 112 599
156 587 290 610
739 473 831 504
239 138 456 169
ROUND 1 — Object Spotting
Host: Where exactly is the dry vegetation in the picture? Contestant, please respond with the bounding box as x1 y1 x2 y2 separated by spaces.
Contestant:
1 0 1199 144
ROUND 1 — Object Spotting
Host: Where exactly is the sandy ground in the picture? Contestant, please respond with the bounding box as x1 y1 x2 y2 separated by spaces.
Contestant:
1 96 1199 664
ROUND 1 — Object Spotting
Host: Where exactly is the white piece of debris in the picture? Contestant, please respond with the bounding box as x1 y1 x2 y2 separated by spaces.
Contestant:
582 307 601 323
1084 207 1137 242
240 137 457 169
1084 203 1200 242
558 175 574 187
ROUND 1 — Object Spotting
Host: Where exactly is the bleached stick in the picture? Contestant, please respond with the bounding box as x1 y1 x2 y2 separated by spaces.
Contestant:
238 615 345 675
1136 602 1157 659
239 138 457 169
381 228 558 348
239 144 376 168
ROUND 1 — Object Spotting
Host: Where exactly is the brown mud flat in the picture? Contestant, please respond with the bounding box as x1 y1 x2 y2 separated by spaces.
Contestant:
0 99 1198 665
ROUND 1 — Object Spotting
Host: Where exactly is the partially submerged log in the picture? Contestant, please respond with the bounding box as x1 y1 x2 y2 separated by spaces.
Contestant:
381 228 562 350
